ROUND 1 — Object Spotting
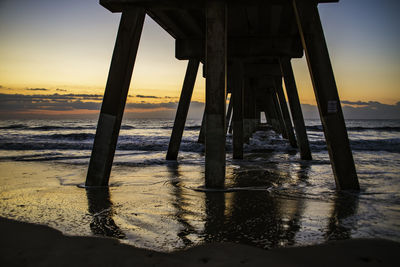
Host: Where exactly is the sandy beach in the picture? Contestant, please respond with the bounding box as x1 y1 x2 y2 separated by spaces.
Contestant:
0 119 399 265
0 217 398 266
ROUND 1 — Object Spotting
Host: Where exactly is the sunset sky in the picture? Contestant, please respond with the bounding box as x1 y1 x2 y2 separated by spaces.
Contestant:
0 0 399 119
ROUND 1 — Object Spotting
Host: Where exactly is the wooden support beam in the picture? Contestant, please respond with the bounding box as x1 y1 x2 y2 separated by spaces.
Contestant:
280 57 312 159
147 10 187 39
293 0 359 190
274 77 297 148
166 59 199 160
176 37 303 60
101 0 339 12
205 1 227 188
86 8 145 186
232 61 244 159
244 63 282 77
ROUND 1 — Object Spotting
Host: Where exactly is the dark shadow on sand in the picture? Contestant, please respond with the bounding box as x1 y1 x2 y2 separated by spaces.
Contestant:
86 187 125 239
325 191 360 241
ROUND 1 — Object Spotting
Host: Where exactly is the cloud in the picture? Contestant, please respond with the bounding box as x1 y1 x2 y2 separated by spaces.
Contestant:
130 94 179 99
134 94 161 99
0 93 103 112
26 88 49 91
56 88 67 92
126 102 177 109
1 91 396 120
0 85 3 89
341 100 370 106
300 101 400 119
341 101 400 119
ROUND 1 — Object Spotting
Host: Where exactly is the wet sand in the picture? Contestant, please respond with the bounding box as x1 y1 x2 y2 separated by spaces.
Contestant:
1 160 400 251
0 217 398 266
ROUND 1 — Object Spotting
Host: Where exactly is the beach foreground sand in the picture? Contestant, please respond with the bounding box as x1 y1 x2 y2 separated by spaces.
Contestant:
0 217 398 266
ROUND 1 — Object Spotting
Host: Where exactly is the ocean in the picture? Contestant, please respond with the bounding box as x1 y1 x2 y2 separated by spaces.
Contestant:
0 118 399 251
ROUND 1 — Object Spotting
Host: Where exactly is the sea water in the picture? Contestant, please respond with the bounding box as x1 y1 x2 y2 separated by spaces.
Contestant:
0 118 399 251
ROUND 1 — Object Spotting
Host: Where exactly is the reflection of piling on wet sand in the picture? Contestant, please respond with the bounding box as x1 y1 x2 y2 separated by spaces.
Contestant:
1 217 398 266
86 0 359 191
86 187 125 239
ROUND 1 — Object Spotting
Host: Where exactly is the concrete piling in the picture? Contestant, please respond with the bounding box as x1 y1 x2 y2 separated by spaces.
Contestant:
274 77 297 148
272 89 288 139
205 1 227 188
225 93 233 134
280 57 312 160
166 59 200 160
86 8 145 187
293 0 359 190
232 61 244 159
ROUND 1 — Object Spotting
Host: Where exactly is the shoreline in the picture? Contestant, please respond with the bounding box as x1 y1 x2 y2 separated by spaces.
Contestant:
0 217 398 266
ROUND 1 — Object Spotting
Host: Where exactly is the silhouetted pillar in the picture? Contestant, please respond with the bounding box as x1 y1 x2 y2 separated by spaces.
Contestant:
243 79 252 143
250 82 258 134
205 1 227 188
264 91 279 133
167 59 200 160
272 89 287 138
232 61 244 159
293 0 359 190
225 93 233 134
263 109 272 127
86 8 145 186
198 110 205 144
274 77 297 148
280 58 312 160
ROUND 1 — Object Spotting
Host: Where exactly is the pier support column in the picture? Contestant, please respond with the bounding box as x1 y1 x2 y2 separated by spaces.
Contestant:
232 61 244 159
198 110 206 144
293 0 359 190
263 107 273 127
280 58 312 160
272 89 287 138
167 59 200 160
264 90 279 133
225 93 233 134
274 77 297 148
86 8 145 186
228 115 233 134
250 81 258 135
243 79 252 143
205 1 227 188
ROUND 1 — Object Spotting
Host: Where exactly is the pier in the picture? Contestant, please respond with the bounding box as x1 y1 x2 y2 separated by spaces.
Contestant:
86 0 359 190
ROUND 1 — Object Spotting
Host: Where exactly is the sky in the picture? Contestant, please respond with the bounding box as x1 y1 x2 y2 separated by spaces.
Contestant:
0 0 399 119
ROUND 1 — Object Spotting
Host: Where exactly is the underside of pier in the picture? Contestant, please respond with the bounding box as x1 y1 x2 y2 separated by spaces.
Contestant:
86 0 359 191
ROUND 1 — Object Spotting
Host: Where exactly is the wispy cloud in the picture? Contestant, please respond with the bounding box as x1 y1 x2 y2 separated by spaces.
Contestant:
130 94 179 99
56 88 67 92
134 94 161 99
26 88 49 91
